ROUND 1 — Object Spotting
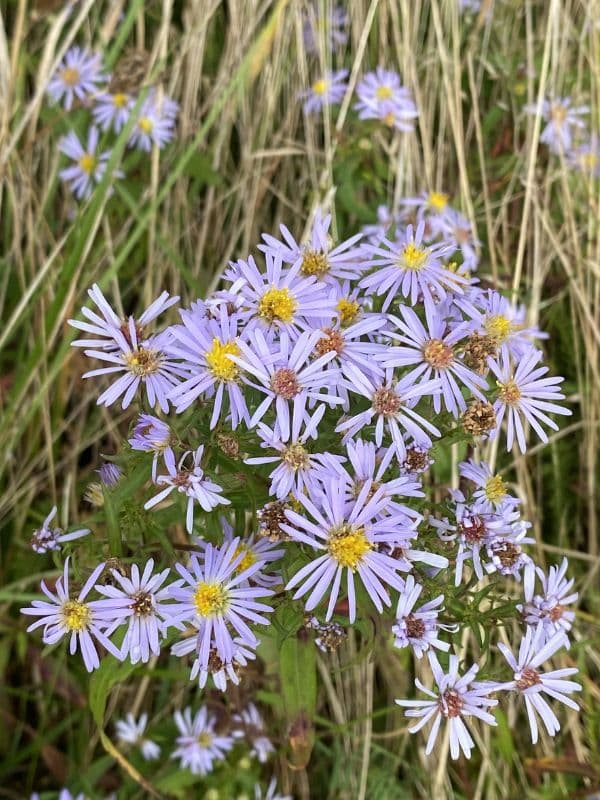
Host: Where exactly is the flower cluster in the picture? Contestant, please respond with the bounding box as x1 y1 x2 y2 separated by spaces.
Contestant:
47 46 178 200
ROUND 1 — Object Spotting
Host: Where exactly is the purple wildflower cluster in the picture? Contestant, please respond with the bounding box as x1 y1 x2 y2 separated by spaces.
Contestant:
47 46 178 200
23 203 579 772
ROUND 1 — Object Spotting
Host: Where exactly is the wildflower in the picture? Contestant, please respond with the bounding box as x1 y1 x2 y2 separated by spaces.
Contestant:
360 222 463 310
392 575 452 658
47 46 104 109
301 69 348 114
567 134 600 177
59 127 116 201
168 538 274 668
172 706 234 775
460 399 497 436
172 629 257 690
396 652 498 760
82 322 183 412
518 558 578 641
259 209 366 284
232 703 274 763
435 209 480 271
524 96 589 153
459 459 520 513
381 303 487 416
283 477 409 622
303 3 348 53
129 90 179 151
489 347 571 453
401 442 434 475
354 68 418 131
335 365 441 462
129 413 176 480
30 506 89 554
144 446 229 533
93 559 177 663
96 462 122 486
484 522 536 595
257 500 294 542
69 283 179 351
20 558 122 672
115 712 161 760
167 305 250 427
498 625 581 743
93 90 134 133
472 289 545 360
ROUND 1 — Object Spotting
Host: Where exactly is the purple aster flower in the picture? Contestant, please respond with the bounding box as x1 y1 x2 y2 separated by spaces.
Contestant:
230 329 343 431
96 461 122 486
69 283 179 351
459 459 520 513
392 575 454 658
144 446 230 533
524 96 589 153
82 321 183 412
498 625 581 744
401 190 452 228
354 68 418 131
172 706 234 775
330 280 372 328
484 522 536 593
47 46 105 109
396 652 498 760
93 559 178 664
381 302 487 416
360 222 464 310
92 90 134 132
489 347 572 453
471 289 546 360
167 305 249 427
115 712 161 760
129 413 176 481
301 69 348 114
59 126 117 201
283 476 410 623
171 628 257 690
259 209 366 284
168 538 274 668
129 90 179 151
303 2 348 53
232 703 274 763
225 252 335 339
30 506 89 554
517 558 577 641
435 208 480 272
20 558 122 672
336 365 441 462
567 134 600 177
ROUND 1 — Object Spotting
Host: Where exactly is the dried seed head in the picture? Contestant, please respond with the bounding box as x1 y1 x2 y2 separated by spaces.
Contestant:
461 400 497 436
462 333 498 373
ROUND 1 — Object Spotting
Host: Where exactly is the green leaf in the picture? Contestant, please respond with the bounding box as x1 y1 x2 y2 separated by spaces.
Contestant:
279 630 317 769
89 656 138 728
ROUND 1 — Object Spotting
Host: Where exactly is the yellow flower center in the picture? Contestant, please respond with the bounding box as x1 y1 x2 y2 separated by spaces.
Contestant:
428 191 449 211
328 525 372 570
78 153 97 174
61 67 80 86
301 250 330 277
581 152 599 170
234 544 256 573
337 298 360 326
282 442 310 470
422 339 454 369
375 85 393 100
194 582 229 617
197 731 214 747
138 116 154 134
312 79 327 95
498 379 521 405
205 338 240 381
401 243 428 271
485 314 513 343
551 104 567 123
113 93 129 108
61 599 91 632
124 347 162 376
258 287 297 324
383 111 396 127
484 474 507 504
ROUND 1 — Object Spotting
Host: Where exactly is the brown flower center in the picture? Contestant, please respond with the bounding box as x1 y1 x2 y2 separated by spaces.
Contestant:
270 367 301 399
372 386 402 416
458 516 487 544
439 688 464 718
405 614 426 639
131 591 154 616
516 667 542 690
315 328 345 357
423 339 454 369
282 443 310 470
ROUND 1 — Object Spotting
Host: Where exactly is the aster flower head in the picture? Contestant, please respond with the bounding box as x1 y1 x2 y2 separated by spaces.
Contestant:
517 558 578 641
29 506 90 554
259 209 366 285
392 575 453 658
92 90 135 133
129 90 179 151
498 625 581 743
489 347 572 454
115 712 161 760
129 413 176 480
435 208 480 272
484 521 536 594
172 706 234 775
171 628 257 690
232 703 274 763
360 222 464 310
144 445 230 533
20 558 122 672
59 126 117 201
96 461 122 486
47 46 105 109
283 476 411 623
68 283 179 351
473 289 546 360
354 68 419 131
396 651 498 760
301 69 348 114
303 2 349 53
567 134 600 177
459 459 520 513
93 559 178 663
524 96 589 153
